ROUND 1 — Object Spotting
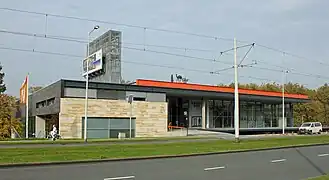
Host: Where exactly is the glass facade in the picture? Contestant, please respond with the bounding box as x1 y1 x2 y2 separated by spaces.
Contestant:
167 97 294 129
208 100 293 128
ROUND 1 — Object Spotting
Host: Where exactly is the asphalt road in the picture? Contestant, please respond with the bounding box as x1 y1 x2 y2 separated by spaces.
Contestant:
1 145 328 180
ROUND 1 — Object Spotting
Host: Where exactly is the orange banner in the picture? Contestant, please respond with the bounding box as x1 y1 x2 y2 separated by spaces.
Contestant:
20 76 28 104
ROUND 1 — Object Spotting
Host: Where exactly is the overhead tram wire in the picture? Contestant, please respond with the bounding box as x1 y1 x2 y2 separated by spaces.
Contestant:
251 65 329 80
1 29 328 81
2 7 328 69
0 7 238 43
0 29 233 65
0 45 281 83
254 43 329 68
42 34 219 53
219 49 329 80
1 28 327 72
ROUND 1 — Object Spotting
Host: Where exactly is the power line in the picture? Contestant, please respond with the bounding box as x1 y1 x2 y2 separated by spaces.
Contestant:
2 6 327 68
0 45 281 83
0 7 238 42
1 29 328 83
0 29 233 65
1 7 328 70
2 28 328 80
32 32 219 53
255 43 329 67
219 51 329 80
249 65 329 80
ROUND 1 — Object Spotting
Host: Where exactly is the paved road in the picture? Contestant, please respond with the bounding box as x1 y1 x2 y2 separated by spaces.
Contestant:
1 145 328 180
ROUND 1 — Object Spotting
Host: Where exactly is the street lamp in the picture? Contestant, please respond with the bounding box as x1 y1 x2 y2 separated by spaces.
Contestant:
84 25 100 143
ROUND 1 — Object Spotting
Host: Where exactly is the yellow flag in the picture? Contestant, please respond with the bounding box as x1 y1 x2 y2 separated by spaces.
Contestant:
20 76 28 104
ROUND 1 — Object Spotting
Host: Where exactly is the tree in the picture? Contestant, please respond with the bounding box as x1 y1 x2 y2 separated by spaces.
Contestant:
0 64 6 94
29 86 43 94
0 94 22 139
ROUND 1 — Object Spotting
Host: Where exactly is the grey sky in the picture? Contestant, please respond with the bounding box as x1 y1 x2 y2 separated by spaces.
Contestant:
1 0 329 96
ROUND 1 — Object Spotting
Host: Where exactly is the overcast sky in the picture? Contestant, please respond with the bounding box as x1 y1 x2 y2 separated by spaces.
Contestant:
1 0 329 96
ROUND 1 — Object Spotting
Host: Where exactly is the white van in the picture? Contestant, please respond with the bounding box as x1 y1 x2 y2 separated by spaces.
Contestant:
298 122 322 134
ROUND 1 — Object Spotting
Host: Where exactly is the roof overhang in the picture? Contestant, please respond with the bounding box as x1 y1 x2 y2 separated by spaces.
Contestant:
136 79 310 103
61 79 310 103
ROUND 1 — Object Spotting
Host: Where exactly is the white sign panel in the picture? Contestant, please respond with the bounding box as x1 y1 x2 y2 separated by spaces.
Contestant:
82 49 103 76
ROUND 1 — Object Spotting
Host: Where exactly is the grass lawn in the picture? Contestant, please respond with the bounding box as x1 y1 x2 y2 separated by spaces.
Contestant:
0 135 328 165
308 175 329 180
0 136 208 145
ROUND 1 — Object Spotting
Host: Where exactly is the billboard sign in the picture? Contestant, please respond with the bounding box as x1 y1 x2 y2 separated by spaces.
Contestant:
82 49 103 76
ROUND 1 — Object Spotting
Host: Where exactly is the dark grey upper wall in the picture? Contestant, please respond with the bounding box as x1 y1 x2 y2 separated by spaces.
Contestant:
28 80 62 116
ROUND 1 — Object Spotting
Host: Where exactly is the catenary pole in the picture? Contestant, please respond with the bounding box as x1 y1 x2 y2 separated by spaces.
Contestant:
234 38 240 142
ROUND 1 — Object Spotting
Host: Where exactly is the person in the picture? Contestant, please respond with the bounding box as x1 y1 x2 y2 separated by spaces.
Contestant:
50 125 58 141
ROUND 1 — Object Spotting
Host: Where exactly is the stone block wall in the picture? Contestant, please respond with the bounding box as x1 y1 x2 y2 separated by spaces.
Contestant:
59 98 168 138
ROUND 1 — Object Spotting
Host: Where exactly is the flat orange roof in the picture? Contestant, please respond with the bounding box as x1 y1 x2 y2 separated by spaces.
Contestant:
136 79 309 100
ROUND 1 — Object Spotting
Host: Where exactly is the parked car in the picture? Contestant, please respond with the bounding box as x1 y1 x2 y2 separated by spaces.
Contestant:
298 122 322 134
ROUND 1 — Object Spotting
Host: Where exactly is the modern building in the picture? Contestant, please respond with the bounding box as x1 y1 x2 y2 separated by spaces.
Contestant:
25 78 309 139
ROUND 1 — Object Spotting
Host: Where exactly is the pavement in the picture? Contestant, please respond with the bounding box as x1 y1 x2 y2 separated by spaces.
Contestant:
0 137 222 148
0 133 319 149
1 145 328 180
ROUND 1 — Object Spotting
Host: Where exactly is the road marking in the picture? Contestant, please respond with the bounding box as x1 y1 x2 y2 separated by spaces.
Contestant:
104 176 135 180
318 153 329 157
271 159 286 163
204 166 226 171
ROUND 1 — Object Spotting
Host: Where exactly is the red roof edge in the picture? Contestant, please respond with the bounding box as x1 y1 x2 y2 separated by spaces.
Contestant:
136 79 309 100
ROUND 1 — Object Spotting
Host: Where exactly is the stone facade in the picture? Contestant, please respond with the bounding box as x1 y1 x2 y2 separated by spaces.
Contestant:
59 98 168 138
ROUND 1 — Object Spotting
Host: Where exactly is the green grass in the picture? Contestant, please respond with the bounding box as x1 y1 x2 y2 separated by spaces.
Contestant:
0 136 208 145
0 135 329 165
308 175 329 180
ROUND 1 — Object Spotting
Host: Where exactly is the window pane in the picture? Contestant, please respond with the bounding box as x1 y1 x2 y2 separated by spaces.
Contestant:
110 119 136 129
87 129 108 139
87 118 108 129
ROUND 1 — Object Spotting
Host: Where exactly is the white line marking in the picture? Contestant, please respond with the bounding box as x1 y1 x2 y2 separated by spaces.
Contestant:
318 153 329 157
271 159 286 163
204 166 226 171
104 176 135 180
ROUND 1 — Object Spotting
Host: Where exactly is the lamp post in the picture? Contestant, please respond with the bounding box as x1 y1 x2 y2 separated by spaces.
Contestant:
84 25 99 143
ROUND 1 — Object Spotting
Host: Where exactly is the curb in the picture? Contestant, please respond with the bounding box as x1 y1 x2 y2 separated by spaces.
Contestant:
0 138 219 148
0 137 215 146
1 143 329 169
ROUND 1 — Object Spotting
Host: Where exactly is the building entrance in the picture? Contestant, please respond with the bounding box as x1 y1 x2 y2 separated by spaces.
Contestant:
167 97 189 127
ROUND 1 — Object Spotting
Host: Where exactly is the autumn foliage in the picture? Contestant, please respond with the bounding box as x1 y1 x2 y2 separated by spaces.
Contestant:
0 94 22 139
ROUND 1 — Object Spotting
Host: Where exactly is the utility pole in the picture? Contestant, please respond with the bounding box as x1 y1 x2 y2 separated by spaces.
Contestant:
234 38 240 142
282 70 285 134
282 70 288 134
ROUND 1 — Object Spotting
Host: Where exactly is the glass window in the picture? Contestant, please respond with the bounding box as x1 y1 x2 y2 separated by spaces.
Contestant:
82 118 136 139
264 104 272 127
240 102 248 128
